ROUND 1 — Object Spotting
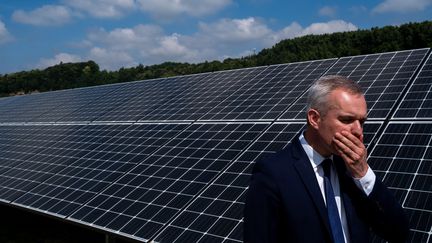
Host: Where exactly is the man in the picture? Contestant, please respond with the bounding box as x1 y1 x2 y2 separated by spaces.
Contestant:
243 75 409 243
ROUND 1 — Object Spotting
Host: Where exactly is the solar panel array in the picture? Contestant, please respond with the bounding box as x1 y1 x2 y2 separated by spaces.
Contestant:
0 48 431 243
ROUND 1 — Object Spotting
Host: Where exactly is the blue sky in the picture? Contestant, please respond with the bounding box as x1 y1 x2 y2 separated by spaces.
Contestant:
0 0 431 74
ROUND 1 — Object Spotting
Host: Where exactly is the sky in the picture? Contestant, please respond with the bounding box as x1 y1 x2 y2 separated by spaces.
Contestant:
0 0 431 74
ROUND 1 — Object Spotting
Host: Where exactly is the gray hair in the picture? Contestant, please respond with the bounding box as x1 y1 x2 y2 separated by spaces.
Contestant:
307 75 363 116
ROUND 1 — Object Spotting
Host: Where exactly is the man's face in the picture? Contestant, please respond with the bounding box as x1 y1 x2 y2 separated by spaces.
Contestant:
314 88 367 157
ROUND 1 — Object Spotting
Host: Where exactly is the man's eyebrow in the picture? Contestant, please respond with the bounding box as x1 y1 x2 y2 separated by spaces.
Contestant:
338 114 368 121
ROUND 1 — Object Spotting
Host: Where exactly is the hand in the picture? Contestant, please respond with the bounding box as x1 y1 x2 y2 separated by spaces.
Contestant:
333 130 368 178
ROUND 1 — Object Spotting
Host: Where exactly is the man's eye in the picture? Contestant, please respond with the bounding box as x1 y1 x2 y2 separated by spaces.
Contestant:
340 118 353 124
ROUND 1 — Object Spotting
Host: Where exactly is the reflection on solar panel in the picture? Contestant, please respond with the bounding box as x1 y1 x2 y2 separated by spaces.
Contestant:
0 48 431 243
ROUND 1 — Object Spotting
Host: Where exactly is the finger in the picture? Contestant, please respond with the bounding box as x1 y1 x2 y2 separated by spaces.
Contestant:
335 132 365 156
333 135 365 163
334 143 353 163
333 137 354 161
334 132 358 154
334 140 368 178
340 130 363 148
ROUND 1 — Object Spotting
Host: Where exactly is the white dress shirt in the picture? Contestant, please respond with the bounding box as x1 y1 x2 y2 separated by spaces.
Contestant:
299 133 376 243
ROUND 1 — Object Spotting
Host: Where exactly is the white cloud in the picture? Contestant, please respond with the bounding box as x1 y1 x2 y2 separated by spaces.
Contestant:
0 20 13 44
37 53 82 69
81 25 200 68
88 47 136 69
58 19 357 71
271 20 357 46
137 0 232 19
63 0 135 18
319 6 337 17
372 0 432 13
198 17 272 43
270 22 303 44
301 20 357 35
87 24 164 51
151 34 188 56
12 5 73 26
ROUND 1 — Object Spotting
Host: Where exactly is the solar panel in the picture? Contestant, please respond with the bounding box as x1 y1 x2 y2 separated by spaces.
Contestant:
32 85 120 123
0 85 118 123
153 121 382 243
44 59 335 123
0 125 82 202
138 67 269 121
196 59 336 121
0 95 19 111
11 123 190 218
367 121 432 243
152 122 304 243
393 52 432 119
56 80 170 123
0 48 431 243
279 49 429 120
67 122 269 241
94 74 210 122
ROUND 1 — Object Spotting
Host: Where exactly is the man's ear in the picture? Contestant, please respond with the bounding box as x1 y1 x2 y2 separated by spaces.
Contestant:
307 108 320 130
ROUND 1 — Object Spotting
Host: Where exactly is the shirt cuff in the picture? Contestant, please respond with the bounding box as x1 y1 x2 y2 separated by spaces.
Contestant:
353 167 376 196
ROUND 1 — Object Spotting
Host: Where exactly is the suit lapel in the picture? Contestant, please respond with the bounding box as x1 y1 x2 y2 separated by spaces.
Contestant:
290 138 332 234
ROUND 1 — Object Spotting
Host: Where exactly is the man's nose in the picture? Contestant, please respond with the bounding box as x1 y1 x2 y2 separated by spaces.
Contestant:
351 120 363 137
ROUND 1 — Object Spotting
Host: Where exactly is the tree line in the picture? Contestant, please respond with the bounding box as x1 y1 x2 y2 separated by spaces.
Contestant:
1 21 432 97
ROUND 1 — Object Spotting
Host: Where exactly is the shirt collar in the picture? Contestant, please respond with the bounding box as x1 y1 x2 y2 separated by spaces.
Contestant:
299 131 333 169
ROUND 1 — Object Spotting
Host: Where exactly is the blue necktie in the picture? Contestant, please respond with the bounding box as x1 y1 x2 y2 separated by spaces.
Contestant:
322 159 345 243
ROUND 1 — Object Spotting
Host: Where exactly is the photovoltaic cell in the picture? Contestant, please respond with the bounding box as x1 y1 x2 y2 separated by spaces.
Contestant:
94 74 210 122
56 80 172 123
0 125 81 202
68 122 269 241
139 68 268 121
153 122 382 243
393 52 432 119
368 122 432 242
12 123 189 218
280 49 429 120
55 59 336 123
0 85 117 123
197 59 336 121
32 85 119 123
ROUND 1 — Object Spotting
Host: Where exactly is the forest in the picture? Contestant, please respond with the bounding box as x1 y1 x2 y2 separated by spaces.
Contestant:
1 21 431 97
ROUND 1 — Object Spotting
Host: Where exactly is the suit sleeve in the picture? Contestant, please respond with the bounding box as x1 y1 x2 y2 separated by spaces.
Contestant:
361 179 410 243
243 157 282 243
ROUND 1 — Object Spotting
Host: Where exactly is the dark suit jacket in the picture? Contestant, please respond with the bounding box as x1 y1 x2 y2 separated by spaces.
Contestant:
243 135 409 243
